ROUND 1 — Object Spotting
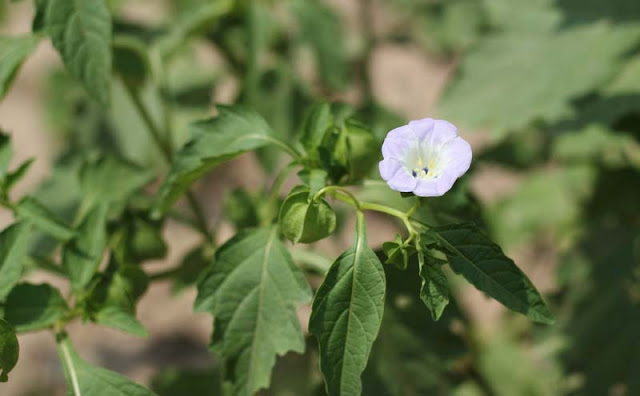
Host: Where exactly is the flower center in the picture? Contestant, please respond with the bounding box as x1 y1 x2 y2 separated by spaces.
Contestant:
410 157 437 179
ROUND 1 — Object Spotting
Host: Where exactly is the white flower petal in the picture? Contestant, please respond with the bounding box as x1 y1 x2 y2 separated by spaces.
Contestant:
387 169 417 192
378 158 401 181
441 136 472 177
413 173 456 197
381 125 414 160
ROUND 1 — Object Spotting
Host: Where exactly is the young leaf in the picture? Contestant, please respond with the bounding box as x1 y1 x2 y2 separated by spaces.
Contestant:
153 105 294 216
62 204 108 294
45 0 112 106
56 332 155 395
194 227 311 396
0 34 39 100
4 283 68 332
279 185 336 244
309 212 386 396
14 197 75 241
418 253 449 321
0 222 31 301
0 318 19 382
382 234 411 270
425 223 554 324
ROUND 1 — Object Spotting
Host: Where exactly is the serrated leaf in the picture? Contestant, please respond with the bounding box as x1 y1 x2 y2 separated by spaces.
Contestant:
56 332 155 395
63 204 108 294
194 227 311 396
0 222 31 301
0 34 39 100
0 318 18 382
279 185 336 244
45 0 112 106
309 212 386 396
153 105 290 216
14 197 75 241
426 223 554 324
418 253 449 321
4 283 68 332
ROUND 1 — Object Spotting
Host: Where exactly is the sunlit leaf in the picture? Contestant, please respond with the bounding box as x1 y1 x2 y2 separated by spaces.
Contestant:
426 223 554 324
153 105 293 216
0 34 39 100
194 227 311 396
310 212 386 396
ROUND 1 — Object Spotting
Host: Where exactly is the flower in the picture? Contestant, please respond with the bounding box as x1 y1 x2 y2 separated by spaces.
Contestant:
379 118 472 197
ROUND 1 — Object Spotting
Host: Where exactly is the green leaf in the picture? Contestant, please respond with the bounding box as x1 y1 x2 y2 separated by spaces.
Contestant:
194 227 311 396
112 213 167 263
14 197 75 241
170 246 211 294
45 0 112 106
113 35 150 88
4 283 68 332
0 132 11 178
299 102 333 156
2 158 34 192
382 234 411 270
0 222 31 301
222 188 263 230
79 156 154 214
85 264 149 337
426 223 554 324
440 8 640 138
56 332 155 395
279 185 336 244
418 253 449 321
0 34 39 100
292 0 348 89
0 318 18 382
63 204 108 294
94 306 147 338
153 105 291 216
309 212 386 396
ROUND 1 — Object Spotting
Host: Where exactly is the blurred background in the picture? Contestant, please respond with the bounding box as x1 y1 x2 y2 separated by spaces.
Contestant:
1 0 639 395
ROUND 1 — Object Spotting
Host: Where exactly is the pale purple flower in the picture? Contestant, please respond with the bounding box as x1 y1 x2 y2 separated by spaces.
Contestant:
379 118 472 197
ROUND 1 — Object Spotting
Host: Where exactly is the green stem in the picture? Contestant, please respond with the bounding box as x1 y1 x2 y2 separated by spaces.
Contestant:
320 187 422 237
123 80 214 243
314 186 361 211
264 162 299 225
123 82 172 162
55 332 82 396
